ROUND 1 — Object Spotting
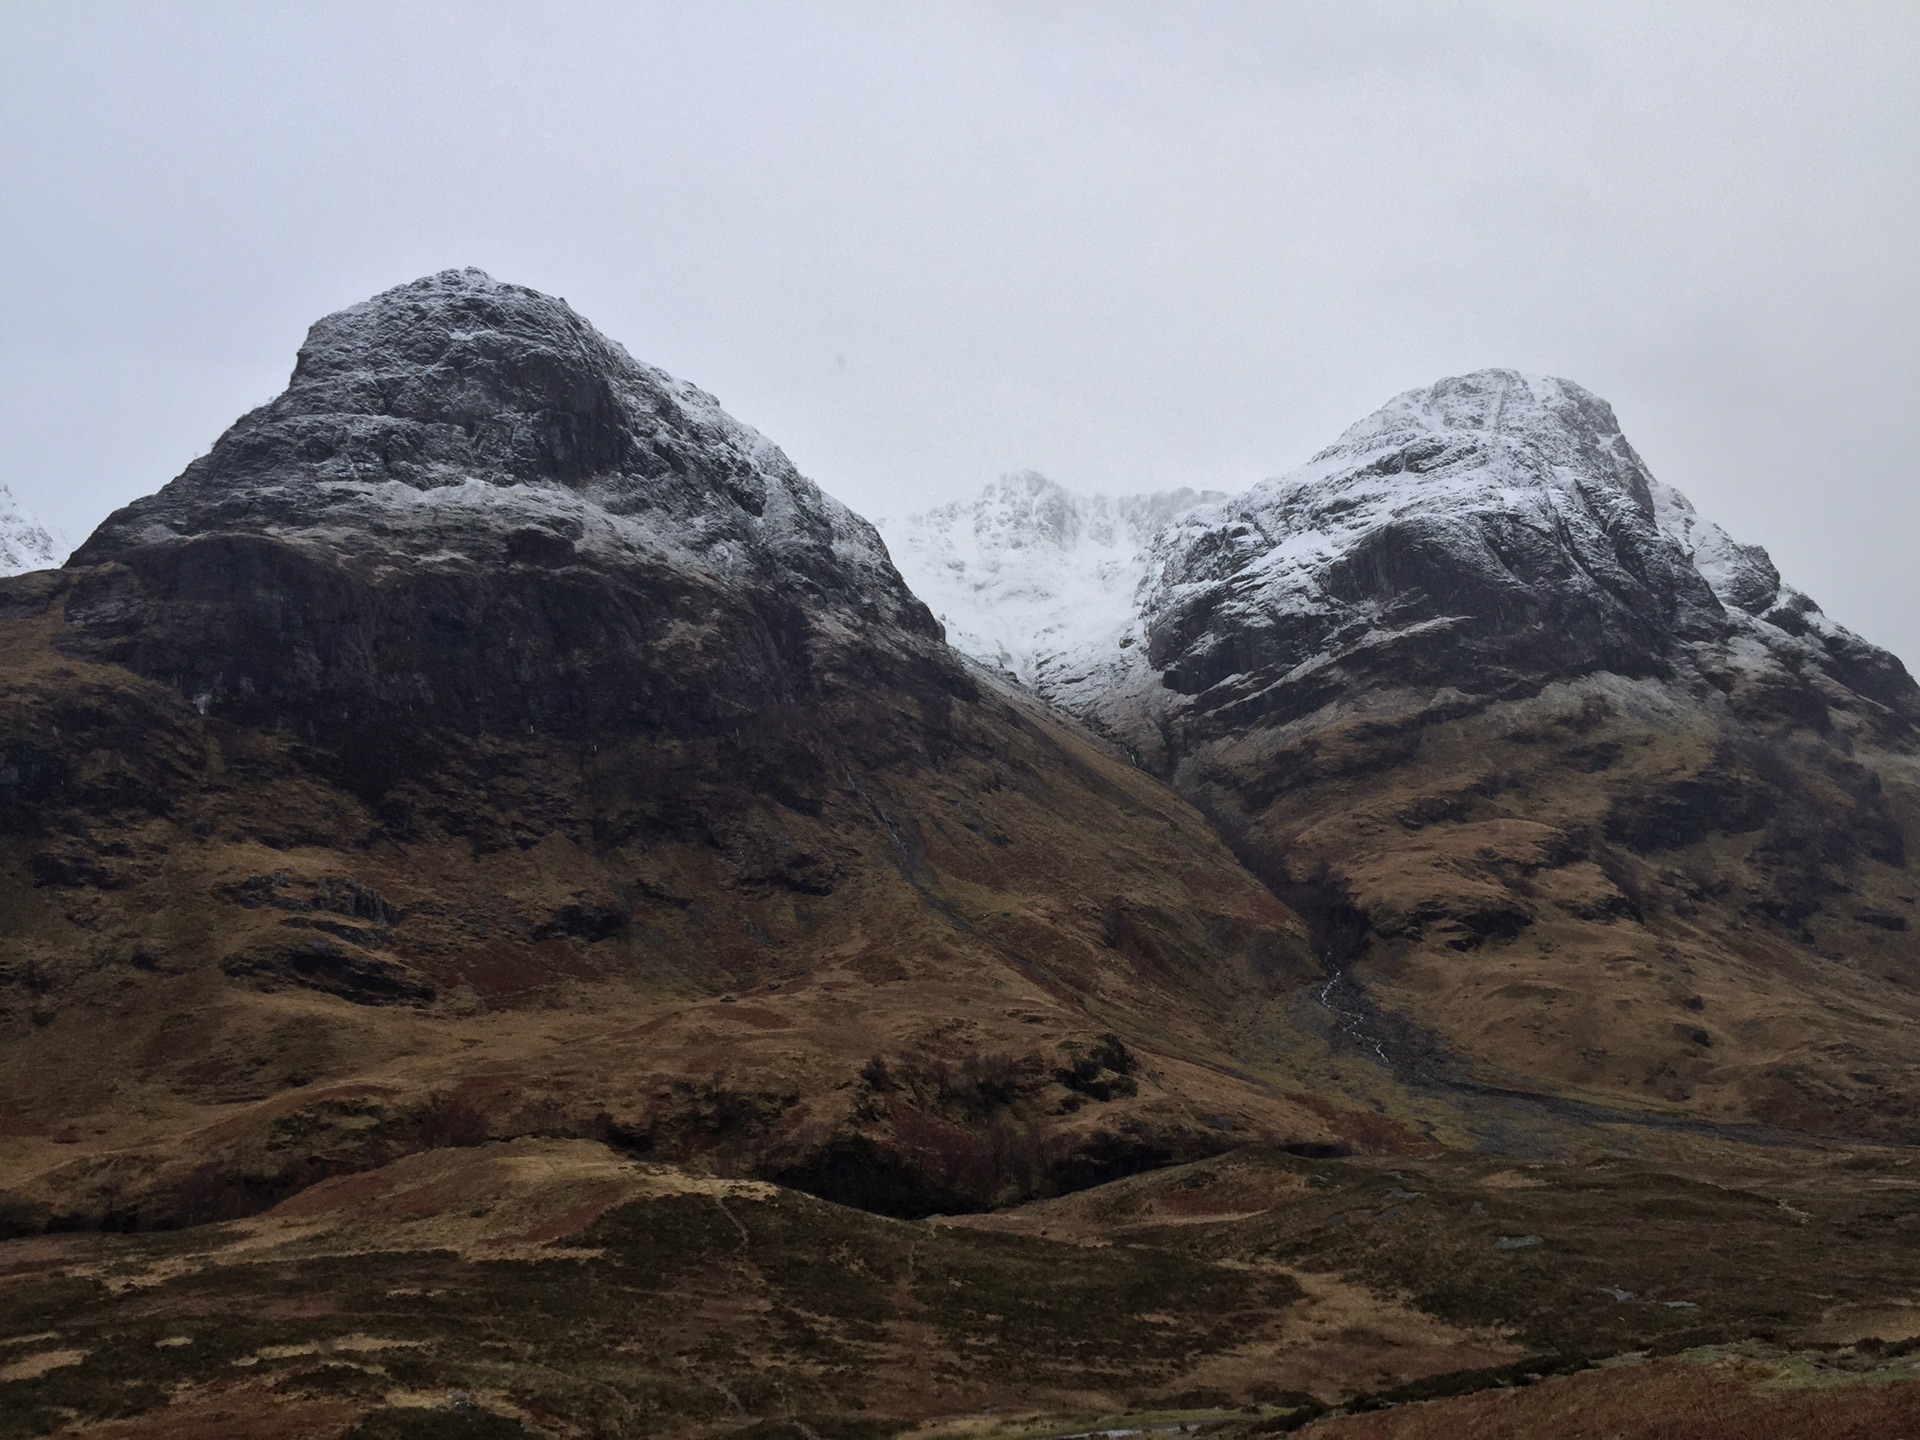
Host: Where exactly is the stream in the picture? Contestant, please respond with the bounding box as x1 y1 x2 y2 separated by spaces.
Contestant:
1306 952 1822 1155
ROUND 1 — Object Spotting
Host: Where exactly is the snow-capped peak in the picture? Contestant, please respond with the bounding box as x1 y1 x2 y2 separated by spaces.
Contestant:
1098 367 1916 740
878 471 1228 708
74 269 933 640
63 271 950 739
1252 370 1774 619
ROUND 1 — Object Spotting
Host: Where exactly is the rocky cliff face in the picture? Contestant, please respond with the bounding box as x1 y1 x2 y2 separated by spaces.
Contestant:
7 330 1920 1440
1088 369 1916 758
67 269 946 749
878 471 1224 712
0 484 59 577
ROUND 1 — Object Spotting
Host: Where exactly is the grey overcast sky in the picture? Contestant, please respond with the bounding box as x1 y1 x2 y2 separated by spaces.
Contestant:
4 2 1917 661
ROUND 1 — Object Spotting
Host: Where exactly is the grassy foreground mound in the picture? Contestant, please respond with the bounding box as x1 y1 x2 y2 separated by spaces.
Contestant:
5 1137 1920 1437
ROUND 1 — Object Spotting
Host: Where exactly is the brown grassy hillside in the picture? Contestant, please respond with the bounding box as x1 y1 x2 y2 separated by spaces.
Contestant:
0 564 1389 1234
1170 672 1920 1143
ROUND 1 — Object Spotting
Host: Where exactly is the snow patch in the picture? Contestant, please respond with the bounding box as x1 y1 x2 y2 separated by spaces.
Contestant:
877 470 1227 708
0 484 61 576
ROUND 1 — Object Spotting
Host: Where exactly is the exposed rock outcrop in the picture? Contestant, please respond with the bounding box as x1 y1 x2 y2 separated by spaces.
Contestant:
1 272 1353 1235
1057 370 1920 1140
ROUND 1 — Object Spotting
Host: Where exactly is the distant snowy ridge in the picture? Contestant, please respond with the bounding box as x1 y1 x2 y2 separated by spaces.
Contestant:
877 471 1228 712
0 484 60 576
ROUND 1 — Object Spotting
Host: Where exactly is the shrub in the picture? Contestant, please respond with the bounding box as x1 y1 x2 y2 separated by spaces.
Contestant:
414 1095 489 1149
1057 1033 1139 1100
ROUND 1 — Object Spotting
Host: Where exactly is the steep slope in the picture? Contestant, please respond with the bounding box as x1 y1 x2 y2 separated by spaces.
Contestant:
878 470 1224 712
6 307 1920 1440
1062 372 1920 1140
0 272 1372 1233
0 484 60 577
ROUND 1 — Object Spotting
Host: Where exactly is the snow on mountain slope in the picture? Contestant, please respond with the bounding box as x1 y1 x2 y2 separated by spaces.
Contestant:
64 269 949 741
1057 369 1920 748
878 471 1225 711
75 268 924 629
0 484 60 576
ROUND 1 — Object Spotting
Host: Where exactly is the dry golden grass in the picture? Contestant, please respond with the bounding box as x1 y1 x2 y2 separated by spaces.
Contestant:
1299 1352 1920 1440
5 1137 1920 1436
0 594 1381 1233
1188 673 1920 1142
8 571 1920 1438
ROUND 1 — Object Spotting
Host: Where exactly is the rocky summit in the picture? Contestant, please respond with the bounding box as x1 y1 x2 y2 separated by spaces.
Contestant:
66 268 946 747
2 271 1353 1244
1074 369 1920 1145
889 370 1920 1143
1054 369 1915 756
4 304 1920 1440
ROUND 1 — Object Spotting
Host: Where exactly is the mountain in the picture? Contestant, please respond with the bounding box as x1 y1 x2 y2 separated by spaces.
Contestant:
1 271 1378 1241
1097 369 1916 753
0 484 60 576
65 266 946 747
1032 370 1920 1140
878 471 1225 712
4 302 1920 1438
